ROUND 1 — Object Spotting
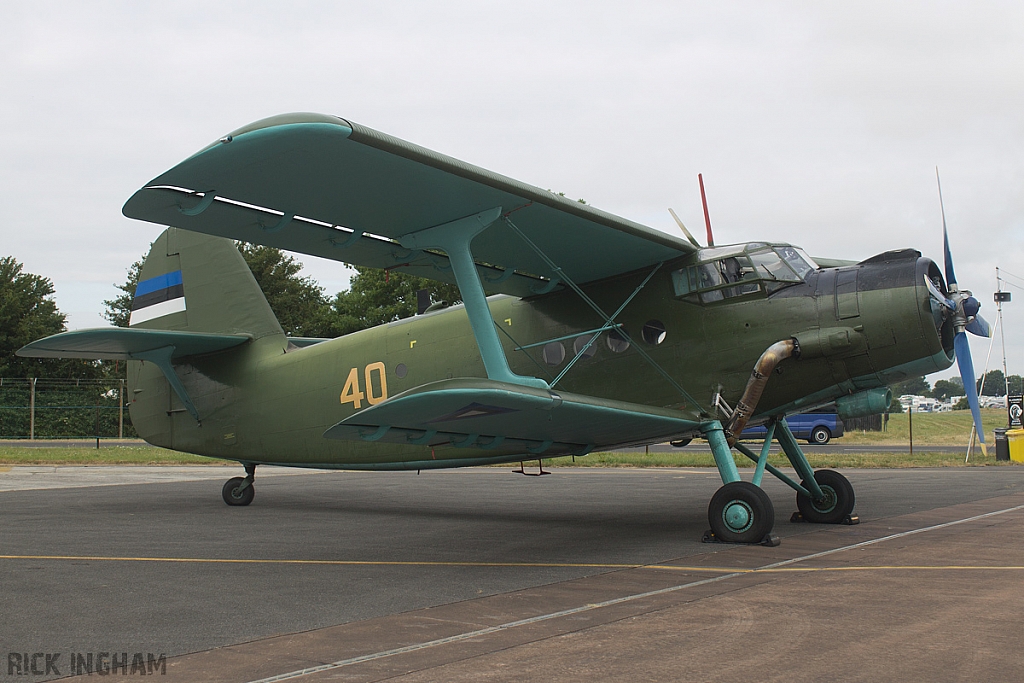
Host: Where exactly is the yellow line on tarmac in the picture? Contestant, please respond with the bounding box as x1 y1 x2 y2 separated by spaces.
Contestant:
1 554 1022 573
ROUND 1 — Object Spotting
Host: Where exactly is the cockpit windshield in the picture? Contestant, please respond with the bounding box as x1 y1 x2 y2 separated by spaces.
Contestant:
672 243 818 303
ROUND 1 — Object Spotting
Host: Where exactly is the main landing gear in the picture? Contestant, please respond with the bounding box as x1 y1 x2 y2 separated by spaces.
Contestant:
708 481 775 544
701 418 857 546
795 469 855 524
222 463 256 506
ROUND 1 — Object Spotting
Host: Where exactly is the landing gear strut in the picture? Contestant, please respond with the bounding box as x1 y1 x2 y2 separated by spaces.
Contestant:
701 421 779 546
222 463 256 506
702 417 859 545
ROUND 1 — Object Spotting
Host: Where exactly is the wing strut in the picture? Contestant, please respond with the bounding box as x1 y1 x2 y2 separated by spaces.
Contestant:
400 208 549 390
501 215 705 411
550 261 664 387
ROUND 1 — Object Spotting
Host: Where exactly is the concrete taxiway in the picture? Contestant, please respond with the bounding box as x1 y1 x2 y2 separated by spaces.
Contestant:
1 465 1022 681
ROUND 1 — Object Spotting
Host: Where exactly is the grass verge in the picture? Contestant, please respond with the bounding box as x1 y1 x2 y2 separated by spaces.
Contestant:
0 445 234 466
543 450 1011 469
837 408 1006 445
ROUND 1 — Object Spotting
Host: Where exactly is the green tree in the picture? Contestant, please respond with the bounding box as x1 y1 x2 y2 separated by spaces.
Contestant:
1007 374 1023 396
931 377 963 401
890 376 930 397
0 256 103 379
235 244 338 337
331 265 461 334
106 245 465 340
103 257 144 328
978 369 1006 396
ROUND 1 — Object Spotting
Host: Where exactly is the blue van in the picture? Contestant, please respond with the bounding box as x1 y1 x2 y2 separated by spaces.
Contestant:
740 409 844 444
670 409 844 447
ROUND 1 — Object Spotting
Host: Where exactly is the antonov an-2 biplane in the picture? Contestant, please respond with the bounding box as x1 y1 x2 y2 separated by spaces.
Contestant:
19 113 992 545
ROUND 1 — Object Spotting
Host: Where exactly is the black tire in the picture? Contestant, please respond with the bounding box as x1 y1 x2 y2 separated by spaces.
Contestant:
670 438 693 448
796 469 854 524
708 481 775 543
808 426 831 444
222 477 254 506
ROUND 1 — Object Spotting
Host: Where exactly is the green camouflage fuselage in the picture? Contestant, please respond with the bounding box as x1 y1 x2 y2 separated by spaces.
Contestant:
128 233 952 468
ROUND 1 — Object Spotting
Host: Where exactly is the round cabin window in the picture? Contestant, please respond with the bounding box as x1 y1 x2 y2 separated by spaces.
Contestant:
542 342 566 365
573 334 598 360
606 329 630 353
642 320 667 345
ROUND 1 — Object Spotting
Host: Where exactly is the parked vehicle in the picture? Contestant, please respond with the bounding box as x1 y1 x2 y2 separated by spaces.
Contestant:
741 409 844 444
670 409 844 447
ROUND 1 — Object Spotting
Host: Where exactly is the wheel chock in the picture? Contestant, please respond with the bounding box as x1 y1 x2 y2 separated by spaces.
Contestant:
790 511 859 525
702 530 781 547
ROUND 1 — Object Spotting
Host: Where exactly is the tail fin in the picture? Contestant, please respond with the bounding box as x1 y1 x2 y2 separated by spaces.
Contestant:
130 227 283 339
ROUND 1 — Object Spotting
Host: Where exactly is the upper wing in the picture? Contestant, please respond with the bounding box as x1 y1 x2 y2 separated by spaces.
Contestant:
123 113 695 298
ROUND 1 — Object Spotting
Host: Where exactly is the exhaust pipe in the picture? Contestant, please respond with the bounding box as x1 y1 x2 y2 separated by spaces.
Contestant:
724 340 797 445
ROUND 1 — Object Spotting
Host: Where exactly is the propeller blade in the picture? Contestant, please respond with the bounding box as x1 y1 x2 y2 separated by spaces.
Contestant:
698 173 714 247
668 208 701 248
923 274 956 310
936 168 957 286
966 315 992 337
954 332 987 455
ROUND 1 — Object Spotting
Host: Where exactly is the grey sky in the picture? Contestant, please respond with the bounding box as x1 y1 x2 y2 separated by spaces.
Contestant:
2 1 1021 382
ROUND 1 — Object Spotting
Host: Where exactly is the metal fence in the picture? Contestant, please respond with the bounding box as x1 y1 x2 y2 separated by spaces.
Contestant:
0 378 136 439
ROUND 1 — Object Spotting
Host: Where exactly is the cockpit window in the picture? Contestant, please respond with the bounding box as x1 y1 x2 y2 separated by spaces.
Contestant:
749 250 799 281
778 246 817 279
672 243 818 303
673 257 760 302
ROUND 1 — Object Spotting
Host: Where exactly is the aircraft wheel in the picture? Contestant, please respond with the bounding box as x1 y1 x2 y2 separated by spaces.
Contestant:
222 477 255 506
808 426 831 444
708 481 775 543
796 469 854 524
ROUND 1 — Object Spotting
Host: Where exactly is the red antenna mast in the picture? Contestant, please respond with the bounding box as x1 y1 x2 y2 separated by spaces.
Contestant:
698 173 714 247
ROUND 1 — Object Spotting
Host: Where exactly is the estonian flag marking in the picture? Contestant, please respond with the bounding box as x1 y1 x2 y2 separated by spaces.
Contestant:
130 270 186 325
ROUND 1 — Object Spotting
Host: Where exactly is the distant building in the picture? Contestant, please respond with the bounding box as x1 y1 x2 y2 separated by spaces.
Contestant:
898 393 1005 412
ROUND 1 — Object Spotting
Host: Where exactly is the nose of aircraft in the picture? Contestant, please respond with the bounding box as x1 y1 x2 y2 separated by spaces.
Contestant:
847 251 954 381
918 256 957 364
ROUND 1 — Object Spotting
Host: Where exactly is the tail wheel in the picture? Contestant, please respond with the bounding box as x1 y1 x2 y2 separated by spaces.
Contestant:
708 481 775 544
222 477 255 506
796 469 854 523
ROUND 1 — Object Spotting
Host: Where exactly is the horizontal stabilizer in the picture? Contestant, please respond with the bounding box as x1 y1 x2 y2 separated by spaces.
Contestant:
17 328 250 361
324 378 700 455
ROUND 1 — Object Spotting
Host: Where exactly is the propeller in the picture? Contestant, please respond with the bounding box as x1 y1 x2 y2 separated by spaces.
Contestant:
924 168 993 455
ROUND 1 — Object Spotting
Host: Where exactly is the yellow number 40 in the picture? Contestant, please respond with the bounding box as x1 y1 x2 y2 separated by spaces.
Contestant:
340 362 388 410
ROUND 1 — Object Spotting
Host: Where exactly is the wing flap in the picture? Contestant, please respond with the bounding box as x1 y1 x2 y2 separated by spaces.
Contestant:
323 378 700 453
17 328 250 361
123 113 695 296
